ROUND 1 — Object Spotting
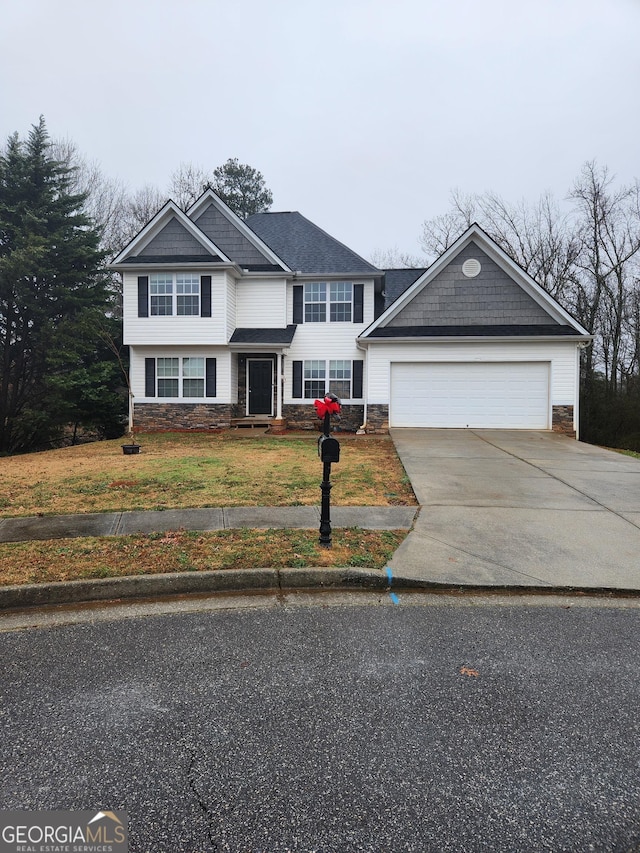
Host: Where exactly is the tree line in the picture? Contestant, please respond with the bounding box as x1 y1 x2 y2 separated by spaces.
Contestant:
1 116 639 453
0 118 273 453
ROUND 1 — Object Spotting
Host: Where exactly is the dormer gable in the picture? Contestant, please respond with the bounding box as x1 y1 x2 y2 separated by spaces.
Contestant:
187 188 291 272
111 200 232 266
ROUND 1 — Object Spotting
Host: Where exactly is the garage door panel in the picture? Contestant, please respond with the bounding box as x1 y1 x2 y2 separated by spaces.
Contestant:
390 362 549 428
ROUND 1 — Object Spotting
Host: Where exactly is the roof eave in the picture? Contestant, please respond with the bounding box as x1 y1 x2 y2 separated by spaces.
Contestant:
109 261 242 274
358 334 593 345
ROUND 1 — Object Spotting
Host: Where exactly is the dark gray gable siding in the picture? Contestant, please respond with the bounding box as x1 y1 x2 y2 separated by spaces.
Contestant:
135 218 212 258
387 242 555 328
194 203 271 266
246 212 380 275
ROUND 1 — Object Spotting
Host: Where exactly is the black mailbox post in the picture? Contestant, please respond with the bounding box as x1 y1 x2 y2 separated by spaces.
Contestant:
313 394 341 547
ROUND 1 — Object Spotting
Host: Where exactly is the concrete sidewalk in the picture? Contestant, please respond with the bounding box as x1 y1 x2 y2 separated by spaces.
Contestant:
0 504 418 611
0 505 417 543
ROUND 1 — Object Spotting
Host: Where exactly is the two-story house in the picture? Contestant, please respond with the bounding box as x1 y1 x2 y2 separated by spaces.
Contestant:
111 189 591 436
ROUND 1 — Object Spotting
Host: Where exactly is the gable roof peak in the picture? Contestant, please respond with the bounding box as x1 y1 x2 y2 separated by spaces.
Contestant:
111 198 232 266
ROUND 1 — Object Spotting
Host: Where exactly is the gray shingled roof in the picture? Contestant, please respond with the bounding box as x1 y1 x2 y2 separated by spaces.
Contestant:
246 212 380 275
382 268 428 309
229 326 297 345
368 324 579 338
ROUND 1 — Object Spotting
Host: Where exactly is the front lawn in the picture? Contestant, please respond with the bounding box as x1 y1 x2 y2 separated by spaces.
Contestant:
0 431 416 518
0 528 405 586
0 432 413 587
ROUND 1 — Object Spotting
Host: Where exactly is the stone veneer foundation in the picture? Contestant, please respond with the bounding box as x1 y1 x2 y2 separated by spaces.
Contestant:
134 403 236 431
552 405 575 436
133 402 575 437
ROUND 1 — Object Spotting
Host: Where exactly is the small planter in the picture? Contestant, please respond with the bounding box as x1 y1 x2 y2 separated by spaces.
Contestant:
122 444 141 455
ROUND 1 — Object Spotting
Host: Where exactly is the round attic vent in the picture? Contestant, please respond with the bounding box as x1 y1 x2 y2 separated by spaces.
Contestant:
462 258 481 278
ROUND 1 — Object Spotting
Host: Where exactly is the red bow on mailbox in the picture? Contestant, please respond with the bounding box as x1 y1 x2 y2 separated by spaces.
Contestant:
313 394 341 419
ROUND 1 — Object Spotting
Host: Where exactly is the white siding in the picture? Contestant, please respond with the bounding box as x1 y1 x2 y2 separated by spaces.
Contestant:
130 345 233 403
123 270 229 345
236 278 287 327
366 340 580 408
284 324 366 403
282 280 375 402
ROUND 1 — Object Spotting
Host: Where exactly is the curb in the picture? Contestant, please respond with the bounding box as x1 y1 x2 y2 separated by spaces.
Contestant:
2 568 640 612
0 567 389 611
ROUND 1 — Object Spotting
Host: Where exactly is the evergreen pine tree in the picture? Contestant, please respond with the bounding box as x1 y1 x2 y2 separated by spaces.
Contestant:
0 117 116 452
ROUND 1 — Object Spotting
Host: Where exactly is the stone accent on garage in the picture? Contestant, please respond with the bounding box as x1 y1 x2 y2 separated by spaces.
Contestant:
552 405 575 436
364 404 389 434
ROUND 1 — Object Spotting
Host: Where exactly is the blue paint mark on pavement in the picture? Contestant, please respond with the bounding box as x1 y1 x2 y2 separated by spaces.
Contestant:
385 567 399 604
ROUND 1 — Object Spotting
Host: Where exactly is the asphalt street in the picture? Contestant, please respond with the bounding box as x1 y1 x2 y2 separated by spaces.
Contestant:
2 594 640 852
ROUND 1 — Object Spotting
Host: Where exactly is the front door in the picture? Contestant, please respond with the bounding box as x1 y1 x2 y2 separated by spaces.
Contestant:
247 359 273 415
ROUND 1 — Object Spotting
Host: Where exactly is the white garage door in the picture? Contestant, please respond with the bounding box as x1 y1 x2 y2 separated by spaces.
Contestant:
390 362 550 428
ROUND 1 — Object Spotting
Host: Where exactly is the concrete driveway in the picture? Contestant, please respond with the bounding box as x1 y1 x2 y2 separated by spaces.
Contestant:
389 429 640 591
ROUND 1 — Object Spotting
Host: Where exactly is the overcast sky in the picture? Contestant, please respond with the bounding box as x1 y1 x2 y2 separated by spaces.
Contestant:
2 0 639 261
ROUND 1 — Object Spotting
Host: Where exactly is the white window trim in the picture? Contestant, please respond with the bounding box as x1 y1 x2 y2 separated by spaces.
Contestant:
155 356 206 399
150 273 201 317
303 281 353 323
303 358 354 400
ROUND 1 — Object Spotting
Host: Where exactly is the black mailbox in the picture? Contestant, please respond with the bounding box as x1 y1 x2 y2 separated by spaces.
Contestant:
318 435 340 463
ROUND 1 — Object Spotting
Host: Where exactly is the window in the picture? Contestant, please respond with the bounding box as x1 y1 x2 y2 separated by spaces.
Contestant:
155 357 204 398
148 273 201 316
330 282 352 321
329 360 351 400
294 359 362 400
150 274 173 316
294 283 363 324
304 360 326 398
303 360 352 399
304 281 353 322
182 357 205 396
177 274 200 316
304 282 326 322
157 358 179 396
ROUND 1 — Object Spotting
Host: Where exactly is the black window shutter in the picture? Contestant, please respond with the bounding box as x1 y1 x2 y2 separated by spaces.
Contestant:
293 285 303 324
145 358 156 397
293 360 303 398
201 275 212 317
353 283 364 323
138 276 149 317
352 360 364 398
205 358 217 397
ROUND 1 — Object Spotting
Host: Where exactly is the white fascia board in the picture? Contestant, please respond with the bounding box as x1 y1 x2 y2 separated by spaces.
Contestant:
187 188 292 272
361 224 590 338
110 200 233 265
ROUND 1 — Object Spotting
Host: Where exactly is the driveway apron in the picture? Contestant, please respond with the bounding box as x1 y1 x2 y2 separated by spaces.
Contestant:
389 429 640 590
